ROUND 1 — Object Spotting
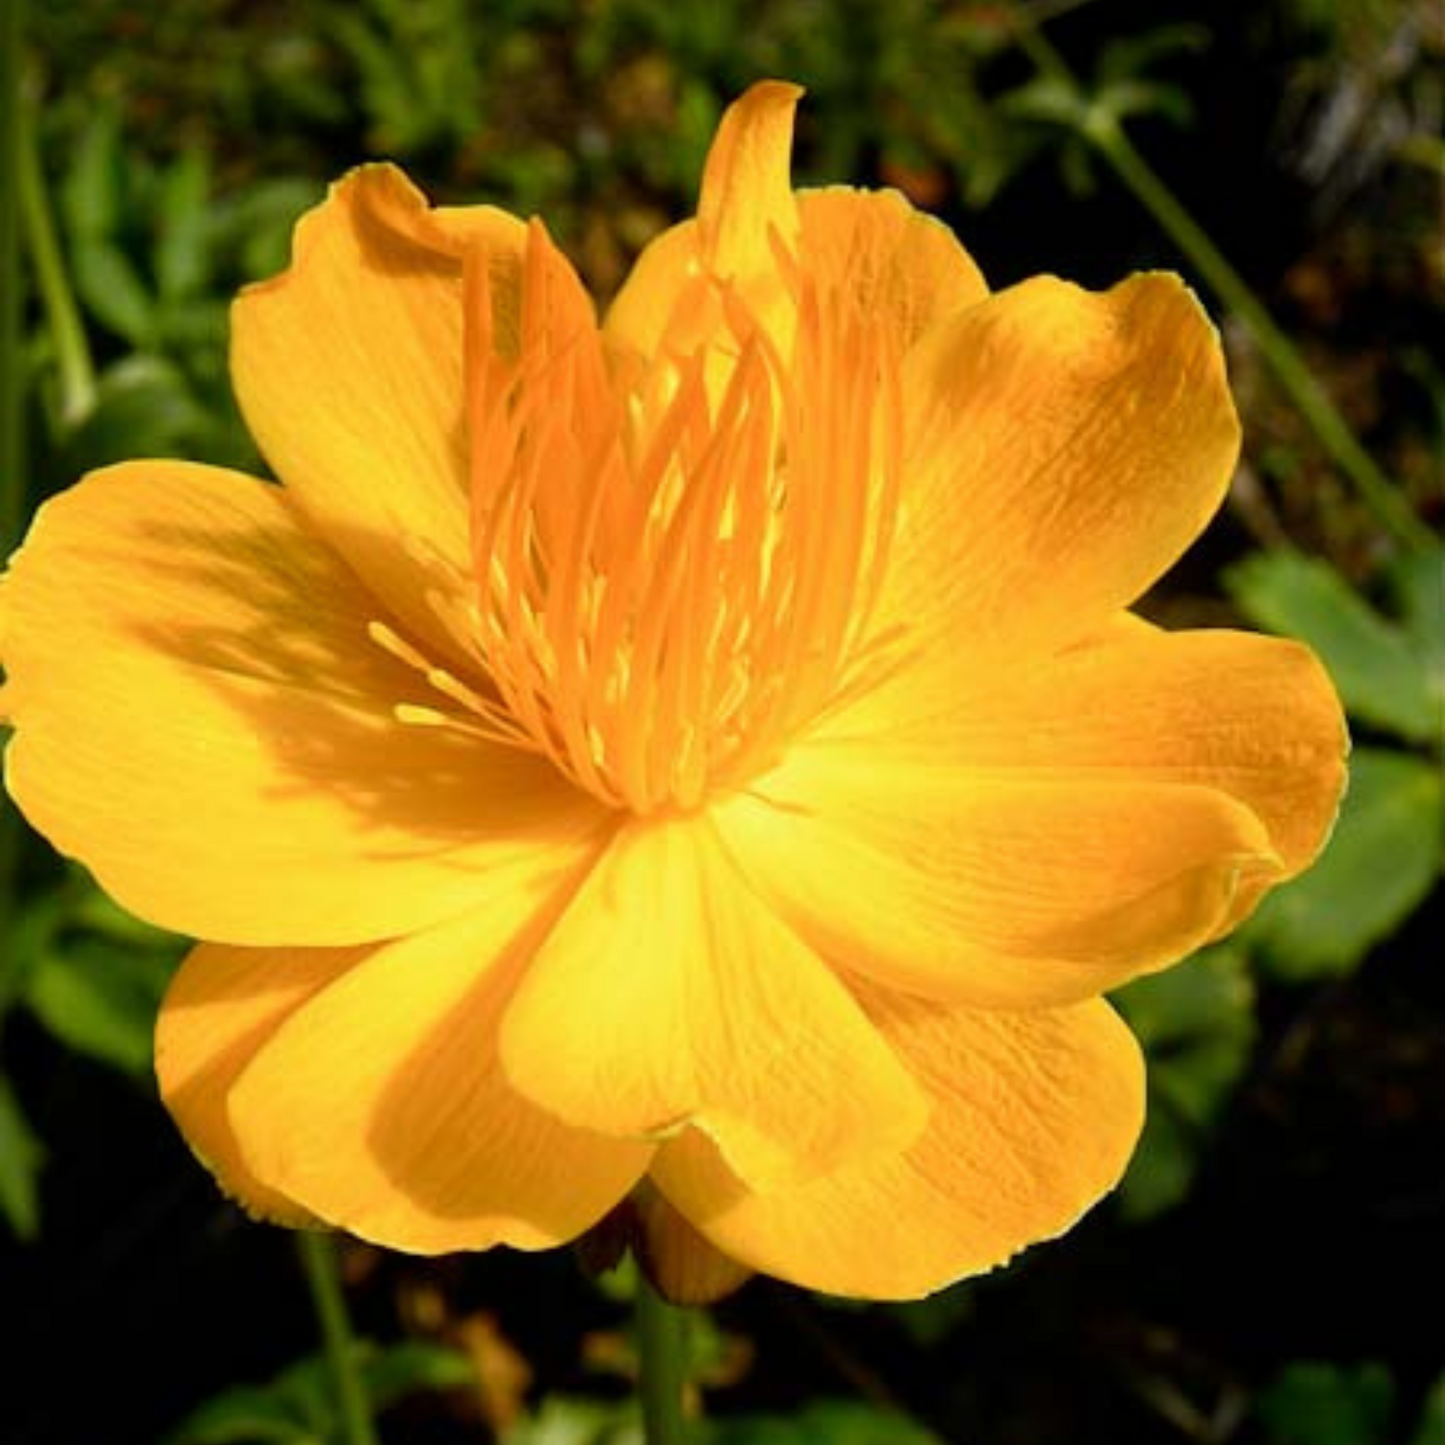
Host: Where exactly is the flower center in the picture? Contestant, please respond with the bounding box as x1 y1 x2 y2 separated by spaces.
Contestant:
463 221 904 815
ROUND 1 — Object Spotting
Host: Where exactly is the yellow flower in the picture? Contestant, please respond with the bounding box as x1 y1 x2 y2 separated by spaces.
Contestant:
0 82 1346 1301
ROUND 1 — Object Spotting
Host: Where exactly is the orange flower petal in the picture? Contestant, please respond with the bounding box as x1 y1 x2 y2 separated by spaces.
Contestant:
499 813 928 1186
696 80 802 280
606 169 986 368
231 163 525 668
221 888 652 1254
715 746 1280 1009
157 941 365 1227
631 1180 754 1306
817 622 1347 946
867 273 1240 712
602 80 803 367
797 186 987 348
926 625 1349 878
601 218 699 364
0 461 606 944
653 988 1145 1299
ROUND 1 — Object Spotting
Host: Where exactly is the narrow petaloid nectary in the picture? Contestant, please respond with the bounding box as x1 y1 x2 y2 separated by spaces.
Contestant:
0 81 1347 1300
457 214 906 815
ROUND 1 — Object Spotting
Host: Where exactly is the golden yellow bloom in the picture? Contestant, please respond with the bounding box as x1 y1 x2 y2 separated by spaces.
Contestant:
0 82 1346 1300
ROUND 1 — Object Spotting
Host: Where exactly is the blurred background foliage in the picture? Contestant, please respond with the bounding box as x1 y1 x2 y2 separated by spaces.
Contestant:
1 0 1441 1442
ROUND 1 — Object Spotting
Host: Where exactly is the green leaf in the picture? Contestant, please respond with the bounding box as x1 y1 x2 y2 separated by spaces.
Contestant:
998 76 1090 129
155 146 216 304
1225 550 1438 744
162 1385 316 1445
10 870 182 1077
0 887 65 1016
1095 23 1209 88
164 1341 474 1445
1116 1110 1198 1220
1244 747 1443 980
1255 1362 1394 1445
503 1397 640 1445
1113 947 1255 1218
503 1396 943 1445
1389 544 1445 738
59 107 124 241
23 935 176 1077
70 882 185 950
1094 77 1194 130
216 177 320 281
71 238 157 348
889 1281 976 1347
0 1075 45 1241
1412 1373 1445 1445
362 1340 476 1406
58 354 211 469
709 1401 943 1444
153 299 231 363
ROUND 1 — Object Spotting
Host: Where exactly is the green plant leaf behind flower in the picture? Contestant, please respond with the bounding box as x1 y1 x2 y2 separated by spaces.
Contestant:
1242 747 1443 981
1255 1362 1395 1445
1413 1374 1445 1445
57 102 125 244
1224 548 1441 747
155 144 215 306
163 1340 476 1445
55 353 216 475
69 233 156 351
1389 545 1445 737
0 1074 45 1241
708 1401 944 1444
503 1396 945 1445
1112 946 1255 1220
13 869 184 1078
22 931 177 1078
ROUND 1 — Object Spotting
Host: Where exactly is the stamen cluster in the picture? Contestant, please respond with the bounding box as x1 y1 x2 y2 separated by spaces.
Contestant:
462 222 905 814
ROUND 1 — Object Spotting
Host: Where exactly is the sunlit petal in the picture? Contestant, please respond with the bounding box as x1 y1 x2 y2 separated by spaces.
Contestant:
157 941 354 1227
798 186 987 348
927 624 1348 877
717 743 1280 1008
697 79 802 279
860 272 1241 719
232 163 525 668
0 461 606 944
655 987 1144 1299
500 813 928 1186
217 893 652 1253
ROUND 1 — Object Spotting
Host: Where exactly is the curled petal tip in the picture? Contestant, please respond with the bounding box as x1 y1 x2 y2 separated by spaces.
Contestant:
698 80 804 278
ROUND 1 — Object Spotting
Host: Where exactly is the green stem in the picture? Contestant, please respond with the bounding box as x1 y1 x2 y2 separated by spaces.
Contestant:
296 1231 380 1445
1 0 24 543
636 1278 690 1445
1010 11 1434 554
15 50 95 428
0 0 27 917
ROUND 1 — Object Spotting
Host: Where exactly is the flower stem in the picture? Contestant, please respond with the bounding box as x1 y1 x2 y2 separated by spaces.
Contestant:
0 0 24 540
296 1231 380 1445
1009 9 1434 554
14 44 95 429
0 0 27 916
636 1277 690 1445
